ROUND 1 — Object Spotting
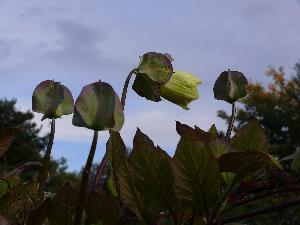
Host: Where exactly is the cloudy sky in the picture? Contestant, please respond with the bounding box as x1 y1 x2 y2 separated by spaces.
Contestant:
1 0 300 171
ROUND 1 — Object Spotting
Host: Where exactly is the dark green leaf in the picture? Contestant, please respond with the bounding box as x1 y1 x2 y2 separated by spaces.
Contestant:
213 70 248 103
176 121 211 143
132 73 162 102
86 190 121 225
130 129 178 216
173 137 221 212
32 80 74 120
117 157 149 223
231 120 268 152
218 151 270 182
48 182 77 225
107 131 127 200
138 52 173 85
72 81 124 131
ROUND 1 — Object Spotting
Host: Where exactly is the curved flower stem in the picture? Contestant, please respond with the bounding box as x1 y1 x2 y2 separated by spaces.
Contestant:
93 68 137 188
121 68 138 109
38 118 55 199
225 102 236 141
74 131 98 225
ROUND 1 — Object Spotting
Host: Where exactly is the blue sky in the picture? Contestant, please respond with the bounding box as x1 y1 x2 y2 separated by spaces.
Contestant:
1 0 300 171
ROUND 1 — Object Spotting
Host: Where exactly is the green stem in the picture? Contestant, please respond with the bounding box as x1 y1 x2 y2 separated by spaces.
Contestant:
74 131 98 225
225 102 236 140
38 118 55 199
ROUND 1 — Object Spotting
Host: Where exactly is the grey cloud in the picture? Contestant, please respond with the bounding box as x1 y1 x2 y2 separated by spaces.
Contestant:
0 39 10 61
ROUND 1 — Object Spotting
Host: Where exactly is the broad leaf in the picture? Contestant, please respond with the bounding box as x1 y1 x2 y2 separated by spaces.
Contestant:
138 52 173 85
107 131 127 200
117 157 150 223
160 70 201 110
72 81 124 131
218 151 270 182
231 120 268 152
130 129 178 216
32 80 74 120
86 190 122 225
176 121 211 143
47 182 77 225
0 128 20 158
132 73 162 102
213 70 248 103
173 137 221 212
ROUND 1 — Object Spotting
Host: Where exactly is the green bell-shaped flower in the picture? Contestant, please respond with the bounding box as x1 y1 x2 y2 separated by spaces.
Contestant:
160 70 201 110
72 81 124 132
32 80 74 120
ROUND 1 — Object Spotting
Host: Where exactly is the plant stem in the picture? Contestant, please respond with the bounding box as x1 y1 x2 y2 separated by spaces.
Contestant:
225 102 236 140
74 131 98 225
121 68 137 109
222 197 300 224
38 118 55 199
93 68 137 188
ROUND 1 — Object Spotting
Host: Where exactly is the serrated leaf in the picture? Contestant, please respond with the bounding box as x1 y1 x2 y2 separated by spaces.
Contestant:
32 80 74 120
160 70 201 110
132 73 162 102
130 129 178 216
173 137 221 212
231 120 268 152
291 149 300 173
176 121 211 143
0 128 20 158
48 182 77 225
117 157 150 223
138 52 173 85
72 81 124 131
218 151 270 182
213 70 248 103
86 190 121 225
107 131 127 200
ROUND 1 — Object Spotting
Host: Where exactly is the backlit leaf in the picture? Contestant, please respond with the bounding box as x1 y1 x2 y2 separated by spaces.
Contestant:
231 120 268 152
130 129 178 216
218 151 270 182
86 190 122 225
48 182 77 225
173 137 221 212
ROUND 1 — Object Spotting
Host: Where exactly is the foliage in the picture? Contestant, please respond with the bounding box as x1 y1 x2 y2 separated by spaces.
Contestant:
0 52 299 225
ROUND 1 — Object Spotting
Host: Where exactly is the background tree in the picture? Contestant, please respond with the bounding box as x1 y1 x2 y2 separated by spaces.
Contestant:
0 98 79 190
218 63 300 158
